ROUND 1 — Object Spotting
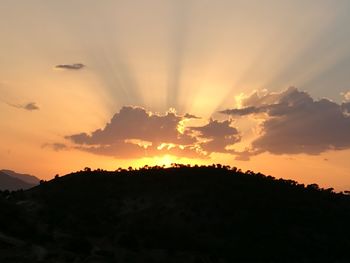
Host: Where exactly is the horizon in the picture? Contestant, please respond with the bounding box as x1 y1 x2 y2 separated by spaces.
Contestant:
1 0 350 191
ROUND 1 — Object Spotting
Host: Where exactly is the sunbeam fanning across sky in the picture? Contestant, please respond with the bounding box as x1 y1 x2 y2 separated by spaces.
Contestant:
1 0 350 191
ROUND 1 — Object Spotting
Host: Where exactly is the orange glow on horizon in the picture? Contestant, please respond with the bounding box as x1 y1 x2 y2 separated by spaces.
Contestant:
132 154 207 169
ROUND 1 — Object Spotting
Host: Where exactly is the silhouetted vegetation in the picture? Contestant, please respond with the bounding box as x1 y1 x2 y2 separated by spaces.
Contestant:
1 164 350 262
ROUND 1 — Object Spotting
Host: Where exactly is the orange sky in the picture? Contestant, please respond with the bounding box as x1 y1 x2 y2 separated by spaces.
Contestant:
1 0 350 191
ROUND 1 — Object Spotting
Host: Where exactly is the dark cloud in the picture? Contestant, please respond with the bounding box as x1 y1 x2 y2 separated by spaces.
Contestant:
66 106 204 158
59 88 350 161
219 87 310 117
24 102 40 111
55 63 85 70
184 113 201 119
65 106 240 159
8 102 39 111
67 106 196 146
190 119 241 153
221 87 350 158
232 149 264 161
219 106 267 116
73 140 147 159
190 119 238 138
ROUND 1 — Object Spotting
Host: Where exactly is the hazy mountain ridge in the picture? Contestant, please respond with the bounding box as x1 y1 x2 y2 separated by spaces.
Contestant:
1 165 350 262
0 171 36 191
0 170 40 185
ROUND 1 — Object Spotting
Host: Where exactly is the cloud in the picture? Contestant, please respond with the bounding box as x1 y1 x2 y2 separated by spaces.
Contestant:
219 106 268 116
221 87 350 158
65 106 240 159
66 106 204 158
42 143 67 151
233 150 260 161
190 119 241 153
23 102 40 111
7 102 39 111
219 87 310 117
66 86 350 161
67 106 196 146
59 88 350 161
55 63 85 70
184 113 201 119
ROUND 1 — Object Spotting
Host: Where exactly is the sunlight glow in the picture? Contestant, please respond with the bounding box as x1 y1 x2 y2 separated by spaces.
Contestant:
157 143 177 150
125 139 152 149
158 155 174 167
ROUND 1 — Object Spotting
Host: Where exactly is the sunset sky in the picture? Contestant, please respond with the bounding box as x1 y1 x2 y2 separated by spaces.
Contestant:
1 0 350 190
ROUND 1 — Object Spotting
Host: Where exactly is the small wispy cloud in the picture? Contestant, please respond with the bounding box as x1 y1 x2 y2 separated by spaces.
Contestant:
7 102 39 111
42 143 67 151
55 63 85 70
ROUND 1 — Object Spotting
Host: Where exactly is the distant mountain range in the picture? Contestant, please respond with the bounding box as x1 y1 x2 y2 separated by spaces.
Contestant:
0 170 39 191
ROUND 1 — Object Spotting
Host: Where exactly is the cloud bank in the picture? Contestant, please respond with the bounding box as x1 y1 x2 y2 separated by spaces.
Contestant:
221 87 350 158
60 88 350 161
65 106 240 159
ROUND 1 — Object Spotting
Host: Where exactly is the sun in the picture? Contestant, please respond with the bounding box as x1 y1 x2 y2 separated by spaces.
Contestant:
132 155 178 168
131 154 207 170
157 155 175 167
151 155 206 168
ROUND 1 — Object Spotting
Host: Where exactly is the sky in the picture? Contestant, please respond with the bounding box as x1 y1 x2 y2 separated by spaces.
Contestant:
1 0 350 190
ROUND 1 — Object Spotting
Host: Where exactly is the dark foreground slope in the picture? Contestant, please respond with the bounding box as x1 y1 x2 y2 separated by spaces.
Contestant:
1 166 350 263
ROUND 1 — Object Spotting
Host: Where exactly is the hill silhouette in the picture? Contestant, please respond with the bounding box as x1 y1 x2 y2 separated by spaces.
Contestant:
1 165 350 262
